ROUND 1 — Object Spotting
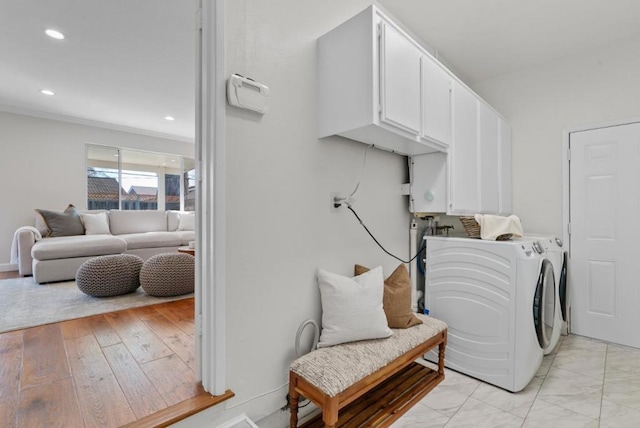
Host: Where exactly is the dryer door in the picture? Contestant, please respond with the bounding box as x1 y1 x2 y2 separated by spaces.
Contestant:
533 259 556 349
559 251 568 322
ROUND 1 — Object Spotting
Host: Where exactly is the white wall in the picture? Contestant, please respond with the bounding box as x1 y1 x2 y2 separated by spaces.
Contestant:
471 33 640 236
0 111 194 268
176 0 411 424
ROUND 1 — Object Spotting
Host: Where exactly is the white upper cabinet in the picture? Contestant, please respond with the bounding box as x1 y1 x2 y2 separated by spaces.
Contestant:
479 102 500 214
318 6 513 215
317 6 449 156
380 21 422 136
447 87 512 216
449 81 479 215
499 119 512 215
421 56 452 147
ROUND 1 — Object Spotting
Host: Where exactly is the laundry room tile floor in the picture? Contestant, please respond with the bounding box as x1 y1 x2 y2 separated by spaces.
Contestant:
392 335 640 427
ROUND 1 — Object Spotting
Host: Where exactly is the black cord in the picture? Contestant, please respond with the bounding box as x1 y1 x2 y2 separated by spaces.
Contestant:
346 205 425 264
299 399 311 408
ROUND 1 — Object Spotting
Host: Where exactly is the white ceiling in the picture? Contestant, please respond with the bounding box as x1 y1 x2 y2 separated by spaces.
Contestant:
0 0 198 142
2 1 640 142
378 0 640 83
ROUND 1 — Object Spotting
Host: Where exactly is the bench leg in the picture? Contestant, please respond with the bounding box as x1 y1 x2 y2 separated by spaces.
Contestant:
438 335 446 376
289 374 299 428
323 396 338 428
289 393 299 427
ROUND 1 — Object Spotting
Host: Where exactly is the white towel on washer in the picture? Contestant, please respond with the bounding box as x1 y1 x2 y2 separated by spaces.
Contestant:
474 214 523 240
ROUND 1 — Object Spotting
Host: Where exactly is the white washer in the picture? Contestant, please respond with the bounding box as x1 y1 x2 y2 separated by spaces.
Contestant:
423 236 556 392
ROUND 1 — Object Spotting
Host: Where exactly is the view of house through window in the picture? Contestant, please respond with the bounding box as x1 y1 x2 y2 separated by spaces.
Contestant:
87 145 195 211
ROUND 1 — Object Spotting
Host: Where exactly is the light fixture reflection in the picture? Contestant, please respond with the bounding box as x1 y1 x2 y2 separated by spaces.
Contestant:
45 29 65 40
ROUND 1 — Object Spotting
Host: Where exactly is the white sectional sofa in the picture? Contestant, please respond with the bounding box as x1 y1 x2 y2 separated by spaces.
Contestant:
16 210 195 284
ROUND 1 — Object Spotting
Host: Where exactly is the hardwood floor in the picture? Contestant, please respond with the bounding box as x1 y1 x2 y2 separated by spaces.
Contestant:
0 297 230 427
0 270 20 280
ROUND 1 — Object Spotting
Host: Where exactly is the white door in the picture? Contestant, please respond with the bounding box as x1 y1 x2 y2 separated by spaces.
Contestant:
379 21 421 135
449 81 479 214
570 122 640 348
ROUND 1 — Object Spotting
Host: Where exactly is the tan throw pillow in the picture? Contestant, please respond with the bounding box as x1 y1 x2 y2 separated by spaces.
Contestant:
355 264 422 329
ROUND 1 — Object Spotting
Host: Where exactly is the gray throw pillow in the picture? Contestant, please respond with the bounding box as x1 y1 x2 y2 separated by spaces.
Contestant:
35 204 85 237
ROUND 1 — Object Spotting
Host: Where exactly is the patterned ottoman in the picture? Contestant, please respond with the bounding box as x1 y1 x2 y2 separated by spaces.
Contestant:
76 254 144 297
140 253 195 297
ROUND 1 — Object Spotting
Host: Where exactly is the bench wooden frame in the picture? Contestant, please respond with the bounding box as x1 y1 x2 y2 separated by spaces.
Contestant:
289 328 447 428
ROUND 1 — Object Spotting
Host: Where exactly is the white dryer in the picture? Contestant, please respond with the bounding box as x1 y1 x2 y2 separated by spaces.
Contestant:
423 236 557 392
523 235 567 353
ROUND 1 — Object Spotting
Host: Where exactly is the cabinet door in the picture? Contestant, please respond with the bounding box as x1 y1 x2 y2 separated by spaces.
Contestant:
421 56 451 146
379 21 421 135
479 103 500 214
449 81 479 214
499 119 512 215
410 153 447 213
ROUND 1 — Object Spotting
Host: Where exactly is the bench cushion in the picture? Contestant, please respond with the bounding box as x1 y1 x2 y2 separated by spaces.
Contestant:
289 314 446 397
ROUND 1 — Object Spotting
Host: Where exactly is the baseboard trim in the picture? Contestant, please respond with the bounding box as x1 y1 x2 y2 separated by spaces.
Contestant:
122 390 235 428
0 263 17 273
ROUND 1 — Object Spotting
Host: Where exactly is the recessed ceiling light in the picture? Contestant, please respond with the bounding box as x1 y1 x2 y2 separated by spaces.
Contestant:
40 89 55 96
45 29 65 40
164 116 175 121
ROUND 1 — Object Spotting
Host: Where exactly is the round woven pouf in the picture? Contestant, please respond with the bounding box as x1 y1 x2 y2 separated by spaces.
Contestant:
140 253 195 297
76 254 143 297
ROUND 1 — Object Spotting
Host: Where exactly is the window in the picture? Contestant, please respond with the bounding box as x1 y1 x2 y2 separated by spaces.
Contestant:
87 145 195 211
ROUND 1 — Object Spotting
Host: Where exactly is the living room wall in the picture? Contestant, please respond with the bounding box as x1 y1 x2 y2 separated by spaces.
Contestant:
0 110 194 270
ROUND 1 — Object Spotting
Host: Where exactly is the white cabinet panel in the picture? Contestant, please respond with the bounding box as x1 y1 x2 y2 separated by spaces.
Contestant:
421 56 451 147
449 81 479 214
479 103 500 214
499 119 512 215
317 6 446 156
380 21 422 136
410 153 447 213
412 87 511 217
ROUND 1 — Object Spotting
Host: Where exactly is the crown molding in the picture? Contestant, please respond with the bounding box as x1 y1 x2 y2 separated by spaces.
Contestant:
0 104 195 144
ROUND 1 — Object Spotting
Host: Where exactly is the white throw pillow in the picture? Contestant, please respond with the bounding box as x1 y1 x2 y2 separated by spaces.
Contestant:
177 212 195 231
317 266 393 348
81 212 110 235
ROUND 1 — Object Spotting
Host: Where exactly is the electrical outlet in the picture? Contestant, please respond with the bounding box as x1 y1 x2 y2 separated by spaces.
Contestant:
330 192 344 213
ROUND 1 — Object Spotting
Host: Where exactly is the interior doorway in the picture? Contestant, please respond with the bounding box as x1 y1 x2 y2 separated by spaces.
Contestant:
567 120 640 348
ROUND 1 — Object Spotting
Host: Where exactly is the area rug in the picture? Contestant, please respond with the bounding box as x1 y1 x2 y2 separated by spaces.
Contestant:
0 277 193 333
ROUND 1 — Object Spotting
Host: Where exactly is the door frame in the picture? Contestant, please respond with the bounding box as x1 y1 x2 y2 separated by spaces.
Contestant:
562 116 640 335
197 0 226 395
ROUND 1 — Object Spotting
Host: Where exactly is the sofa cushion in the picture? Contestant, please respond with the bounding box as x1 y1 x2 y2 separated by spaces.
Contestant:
167 210 183 232
177 231 196 245
109 210 167 235
118 232 182 250
177 212 195 231
81 212 110 235
32 235 127 261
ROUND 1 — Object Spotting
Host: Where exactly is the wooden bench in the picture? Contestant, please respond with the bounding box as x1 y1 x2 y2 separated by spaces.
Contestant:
288 314 447 428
